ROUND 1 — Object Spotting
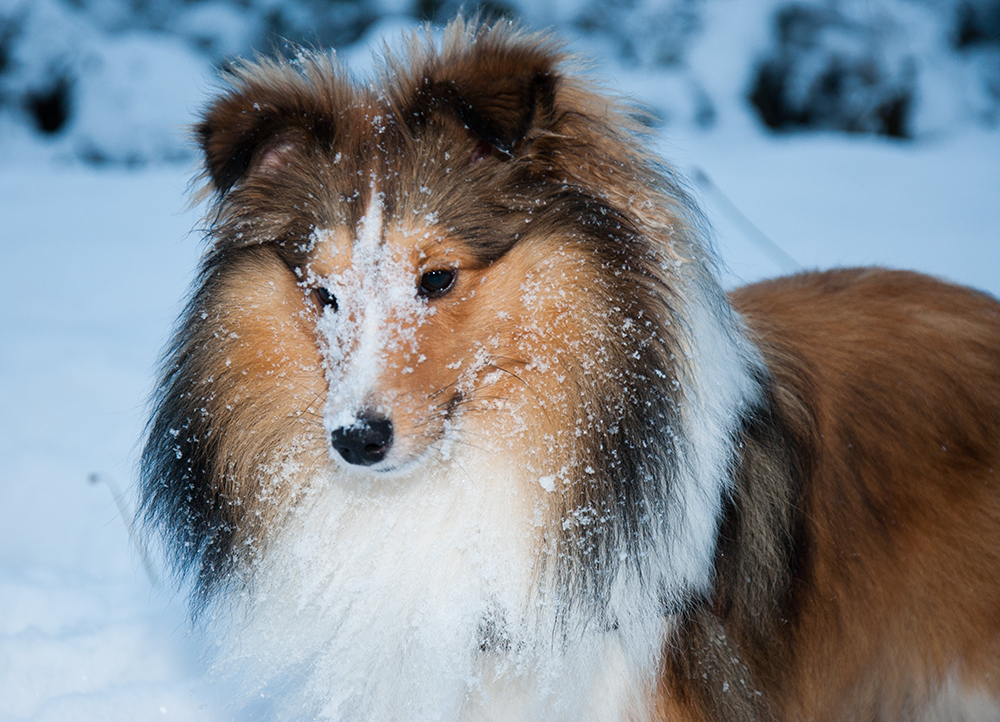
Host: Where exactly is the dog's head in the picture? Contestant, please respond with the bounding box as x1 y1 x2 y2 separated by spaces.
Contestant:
187 23 686 473
142 22 733 607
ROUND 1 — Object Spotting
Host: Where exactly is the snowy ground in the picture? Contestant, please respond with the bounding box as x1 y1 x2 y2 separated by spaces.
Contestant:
1 28 999 722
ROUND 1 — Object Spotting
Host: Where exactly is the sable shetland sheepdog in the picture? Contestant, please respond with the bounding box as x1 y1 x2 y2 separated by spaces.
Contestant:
140 19 1000 722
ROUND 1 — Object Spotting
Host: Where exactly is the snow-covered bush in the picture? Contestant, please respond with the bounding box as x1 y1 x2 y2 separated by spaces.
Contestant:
0 0 212 164
748 2 916 137
747 0 1000 137
952 0 1000 125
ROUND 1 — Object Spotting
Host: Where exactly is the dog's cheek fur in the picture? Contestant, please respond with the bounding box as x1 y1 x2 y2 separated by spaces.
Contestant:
142 247 327 597
459 240 616 494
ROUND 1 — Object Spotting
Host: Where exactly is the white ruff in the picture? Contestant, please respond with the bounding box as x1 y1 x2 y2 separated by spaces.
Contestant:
661 277 764 605
211 445 662 722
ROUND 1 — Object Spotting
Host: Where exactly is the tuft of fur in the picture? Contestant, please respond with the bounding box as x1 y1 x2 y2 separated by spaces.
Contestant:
141 18 1000 722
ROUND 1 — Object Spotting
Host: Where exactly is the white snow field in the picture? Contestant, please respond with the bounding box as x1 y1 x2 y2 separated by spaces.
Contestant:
1 14 998 722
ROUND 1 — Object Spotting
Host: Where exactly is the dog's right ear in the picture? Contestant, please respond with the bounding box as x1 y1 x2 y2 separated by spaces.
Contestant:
196 88 308 196
425 68 556 158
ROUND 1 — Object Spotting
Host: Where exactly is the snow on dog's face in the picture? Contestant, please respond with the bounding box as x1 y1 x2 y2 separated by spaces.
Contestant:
203 109 629 486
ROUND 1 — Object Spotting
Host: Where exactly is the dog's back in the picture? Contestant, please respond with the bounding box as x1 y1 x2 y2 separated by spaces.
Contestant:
712 268 1000 721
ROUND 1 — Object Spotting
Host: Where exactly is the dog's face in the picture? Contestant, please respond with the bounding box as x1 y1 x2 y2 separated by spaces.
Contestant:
209 178 609 480
193 38 673 485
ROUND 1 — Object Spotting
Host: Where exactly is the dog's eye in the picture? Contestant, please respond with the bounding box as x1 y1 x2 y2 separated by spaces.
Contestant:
314 286 338 311
418 269 456 297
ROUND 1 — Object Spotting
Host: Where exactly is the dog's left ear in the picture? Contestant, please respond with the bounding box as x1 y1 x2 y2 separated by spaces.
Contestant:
420 45 558 157
437 71 556 156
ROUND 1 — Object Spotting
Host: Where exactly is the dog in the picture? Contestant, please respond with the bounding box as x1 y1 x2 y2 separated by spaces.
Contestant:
140 19 1000 722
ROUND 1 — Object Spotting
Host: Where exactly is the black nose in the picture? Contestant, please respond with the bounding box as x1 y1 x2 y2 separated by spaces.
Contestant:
331 415 393 466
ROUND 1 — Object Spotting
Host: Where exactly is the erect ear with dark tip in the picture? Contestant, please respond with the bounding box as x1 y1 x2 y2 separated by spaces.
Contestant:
417 43 558 158
444 70 556 155
196 92 304 195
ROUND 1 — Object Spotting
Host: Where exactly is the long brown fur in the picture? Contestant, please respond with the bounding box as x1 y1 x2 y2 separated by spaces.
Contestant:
726 269 1000 721
142 19 1000 722
662 269 1000 721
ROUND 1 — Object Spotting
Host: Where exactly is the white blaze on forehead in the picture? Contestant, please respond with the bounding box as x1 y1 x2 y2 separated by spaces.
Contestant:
314 191 431 433
355 189 384 263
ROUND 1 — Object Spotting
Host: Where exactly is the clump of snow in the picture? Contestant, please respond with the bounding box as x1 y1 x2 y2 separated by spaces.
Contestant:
70 33 211 164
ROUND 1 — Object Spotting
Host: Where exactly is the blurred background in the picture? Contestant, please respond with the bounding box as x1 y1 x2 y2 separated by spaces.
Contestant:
2 0 999 162
0 1 998 720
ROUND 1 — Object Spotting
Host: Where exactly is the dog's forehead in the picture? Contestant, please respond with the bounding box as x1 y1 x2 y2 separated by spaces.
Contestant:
240 74 537 272
298 111 443 217
302 190 465 279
